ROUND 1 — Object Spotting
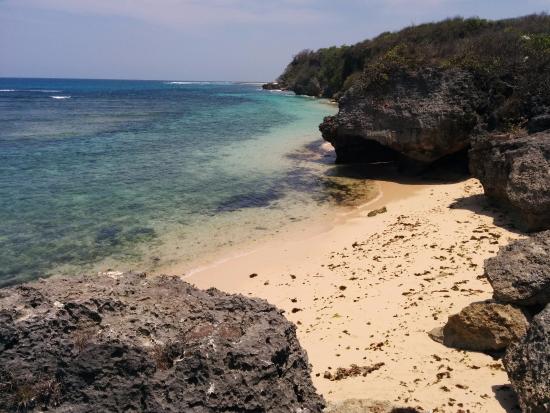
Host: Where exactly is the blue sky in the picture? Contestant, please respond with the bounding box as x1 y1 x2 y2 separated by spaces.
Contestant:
1 0 549 81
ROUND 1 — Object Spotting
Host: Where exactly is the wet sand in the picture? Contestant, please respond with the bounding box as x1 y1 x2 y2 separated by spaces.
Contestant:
161 177 523 412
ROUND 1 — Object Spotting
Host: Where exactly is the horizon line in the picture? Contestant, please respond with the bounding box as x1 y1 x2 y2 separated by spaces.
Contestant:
0 76 270 83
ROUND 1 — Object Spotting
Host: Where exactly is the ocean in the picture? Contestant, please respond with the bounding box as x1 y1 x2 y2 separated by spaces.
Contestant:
0 78 375 286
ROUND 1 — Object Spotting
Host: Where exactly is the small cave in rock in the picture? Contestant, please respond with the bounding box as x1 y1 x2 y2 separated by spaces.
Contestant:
334 138 403 164
419 147 471 180
334 138 470 180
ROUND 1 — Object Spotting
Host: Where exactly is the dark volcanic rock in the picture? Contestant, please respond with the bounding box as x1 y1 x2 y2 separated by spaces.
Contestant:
436 301 529 352
262 82 282 90
320 68 481 165
528 113 550 134
0 272 324 413
469 132 550 232
503 304 550 413
485 231 550 307
291 77 322 97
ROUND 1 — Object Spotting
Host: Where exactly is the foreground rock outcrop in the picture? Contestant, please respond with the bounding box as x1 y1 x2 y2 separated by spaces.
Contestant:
433 301 529 352
320 68 480 165
469 132 550 232
503 304 550 413
0 272 324 412
485 230 550 307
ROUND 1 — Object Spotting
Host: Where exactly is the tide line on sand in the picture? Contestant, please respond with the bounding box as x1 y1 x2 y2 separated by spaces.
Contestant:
182 180 388 278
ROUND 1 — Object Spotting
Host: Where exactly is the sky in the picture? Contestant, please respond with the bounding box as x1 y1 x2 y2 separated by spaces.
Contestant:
1 0 549 81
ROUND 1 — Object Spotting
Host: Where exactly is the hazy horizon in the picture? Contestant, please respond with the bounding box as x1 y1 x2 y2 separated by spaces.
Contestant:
1 0 549 81
0 76 269 82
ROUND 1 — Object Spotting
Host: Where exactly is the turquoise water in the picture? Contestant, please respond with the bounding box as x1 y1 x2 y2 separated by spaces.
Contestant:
0 78 375 286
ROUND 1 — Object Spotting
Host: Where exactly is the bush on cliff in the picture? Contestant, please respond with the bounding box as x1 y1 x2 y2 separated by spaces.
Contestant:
277 14 550 116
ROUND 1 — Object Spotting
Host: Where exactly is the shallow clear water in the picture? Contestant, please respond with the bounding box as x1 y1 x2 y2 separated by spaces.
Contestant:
0 78 374 286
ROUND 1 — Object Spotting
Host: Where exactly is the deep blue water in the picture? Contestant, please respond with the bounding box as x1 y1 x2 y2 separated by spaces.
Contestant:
0 78 337 285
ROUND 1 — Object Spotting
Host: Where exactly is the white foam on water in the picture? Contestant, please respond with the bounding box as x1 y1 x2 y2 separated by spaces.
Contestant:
50 95 71 100
1 89 63 93
0 89 63 93
31 89 62 93
268 89 295 96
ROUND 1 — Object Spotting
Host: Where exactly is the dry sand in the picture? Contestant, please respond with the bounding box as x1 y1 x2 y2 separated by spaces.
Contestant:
161 177 524 412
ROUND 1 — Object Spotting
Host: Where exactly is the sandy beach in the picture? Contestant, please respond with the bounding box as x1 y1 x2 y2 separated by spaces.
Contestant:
161 177 524 412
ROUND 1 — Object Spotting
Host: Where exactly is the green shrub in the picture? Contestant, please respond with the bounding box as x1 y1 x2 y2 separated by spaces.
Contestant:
277 13 550 103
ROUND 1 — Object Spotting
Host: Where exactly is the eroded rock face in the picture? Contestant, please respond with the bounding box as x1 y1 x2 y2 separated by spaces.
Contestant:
469 132 550 232
286 76 322 97
437 301 529 352
503 304 550 413
0 273 324 413
320 68 481 165
485 231 550 307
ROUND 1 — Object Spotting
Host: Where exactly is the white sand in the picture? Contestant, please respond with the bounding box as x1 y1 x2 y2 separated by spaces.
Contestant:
160 178 523 412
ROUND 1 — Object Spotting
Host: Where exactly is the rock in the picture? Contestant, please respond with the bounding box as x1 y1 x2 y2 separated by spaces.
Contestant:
0 273 324 413
469 132 550 232
503 304 550 413
262 82 282 90
324 399 421 413
437 301 529 351
528 113 550 133
427 327 444 344
292 76 322 97
323 363 384 381
320 68 481 165
367 207 387 217
485 231 550 306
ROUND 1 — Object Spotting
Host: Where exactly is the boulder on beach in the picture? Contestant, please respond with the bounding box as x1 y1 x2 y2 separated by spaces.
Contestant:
0 272 324 413
469 132 550 232
503 304 550 413
485 230 550 307
432 301 529 352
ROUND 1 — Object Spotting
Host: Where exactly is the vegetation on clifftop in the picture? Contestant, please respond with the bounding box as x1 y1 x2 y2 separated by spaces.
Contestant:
277 14 550 107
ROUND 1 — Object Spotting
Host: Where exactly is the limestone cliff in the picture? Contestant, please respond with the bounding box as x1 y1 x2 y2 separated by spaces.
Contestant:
271 15 550 167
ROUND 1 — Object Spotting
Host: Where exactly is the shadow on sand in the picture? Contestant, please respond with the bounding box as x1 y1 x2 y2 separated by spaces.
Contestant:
492 384 522 413
324 160 469 186
449 194 525 235
325 160 528 235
